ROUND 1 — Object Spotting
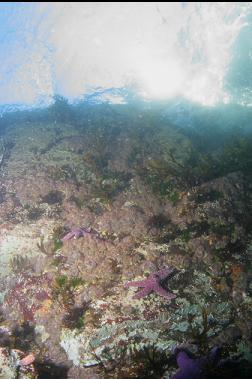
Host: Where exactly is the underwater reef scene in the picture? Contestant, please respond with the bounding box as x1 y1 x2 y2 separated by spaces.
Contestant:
0 97 252 379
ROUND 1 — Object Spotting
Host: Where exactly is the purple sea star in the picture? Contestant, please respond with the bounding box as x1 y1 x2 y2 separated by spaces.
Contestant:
124 267 177 300
171 347 220 379
61 227 97 242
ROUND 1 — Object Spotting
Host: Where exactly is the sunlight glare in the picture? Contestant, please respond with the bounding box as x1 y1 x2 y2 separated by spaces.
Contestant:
138 58 185 99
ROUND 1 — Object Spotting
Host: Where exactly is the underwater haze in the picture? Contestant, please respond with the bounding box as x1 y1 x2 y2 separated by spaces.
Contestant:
0 3 252 379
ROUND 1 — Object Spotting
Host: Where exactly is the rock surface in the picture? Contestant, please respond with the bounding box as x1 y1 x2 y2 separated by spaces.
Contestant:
0 107 251 378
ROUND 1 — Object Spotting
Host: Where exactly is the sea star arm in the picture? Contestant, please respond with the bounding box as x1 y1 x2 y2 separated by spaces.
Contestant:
156 267 175 280
208 346 221 364
173 352 206 379
125 266 177 300
125 279 149 288
171 347 220 379
74 230 83 239
133 287 152 299
61 231 75 241
177 351 193 369
154 285 176 300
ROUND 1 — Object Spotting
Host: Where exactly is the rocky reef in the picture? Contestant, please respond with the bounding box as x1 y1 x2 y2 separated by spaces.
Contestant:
0 102 252 378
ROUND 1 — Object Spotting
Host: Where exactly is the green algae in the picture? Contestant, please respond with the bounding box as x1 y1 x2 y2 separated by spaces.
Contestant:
9 254 33 274
168 190 180 206
52 275 86 308
53 239 63 252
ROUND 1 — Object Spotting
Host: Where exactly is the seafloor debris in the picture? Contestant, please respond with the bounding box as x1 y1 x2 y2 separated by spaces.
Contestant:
18 352 36 366
0 347 37 378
